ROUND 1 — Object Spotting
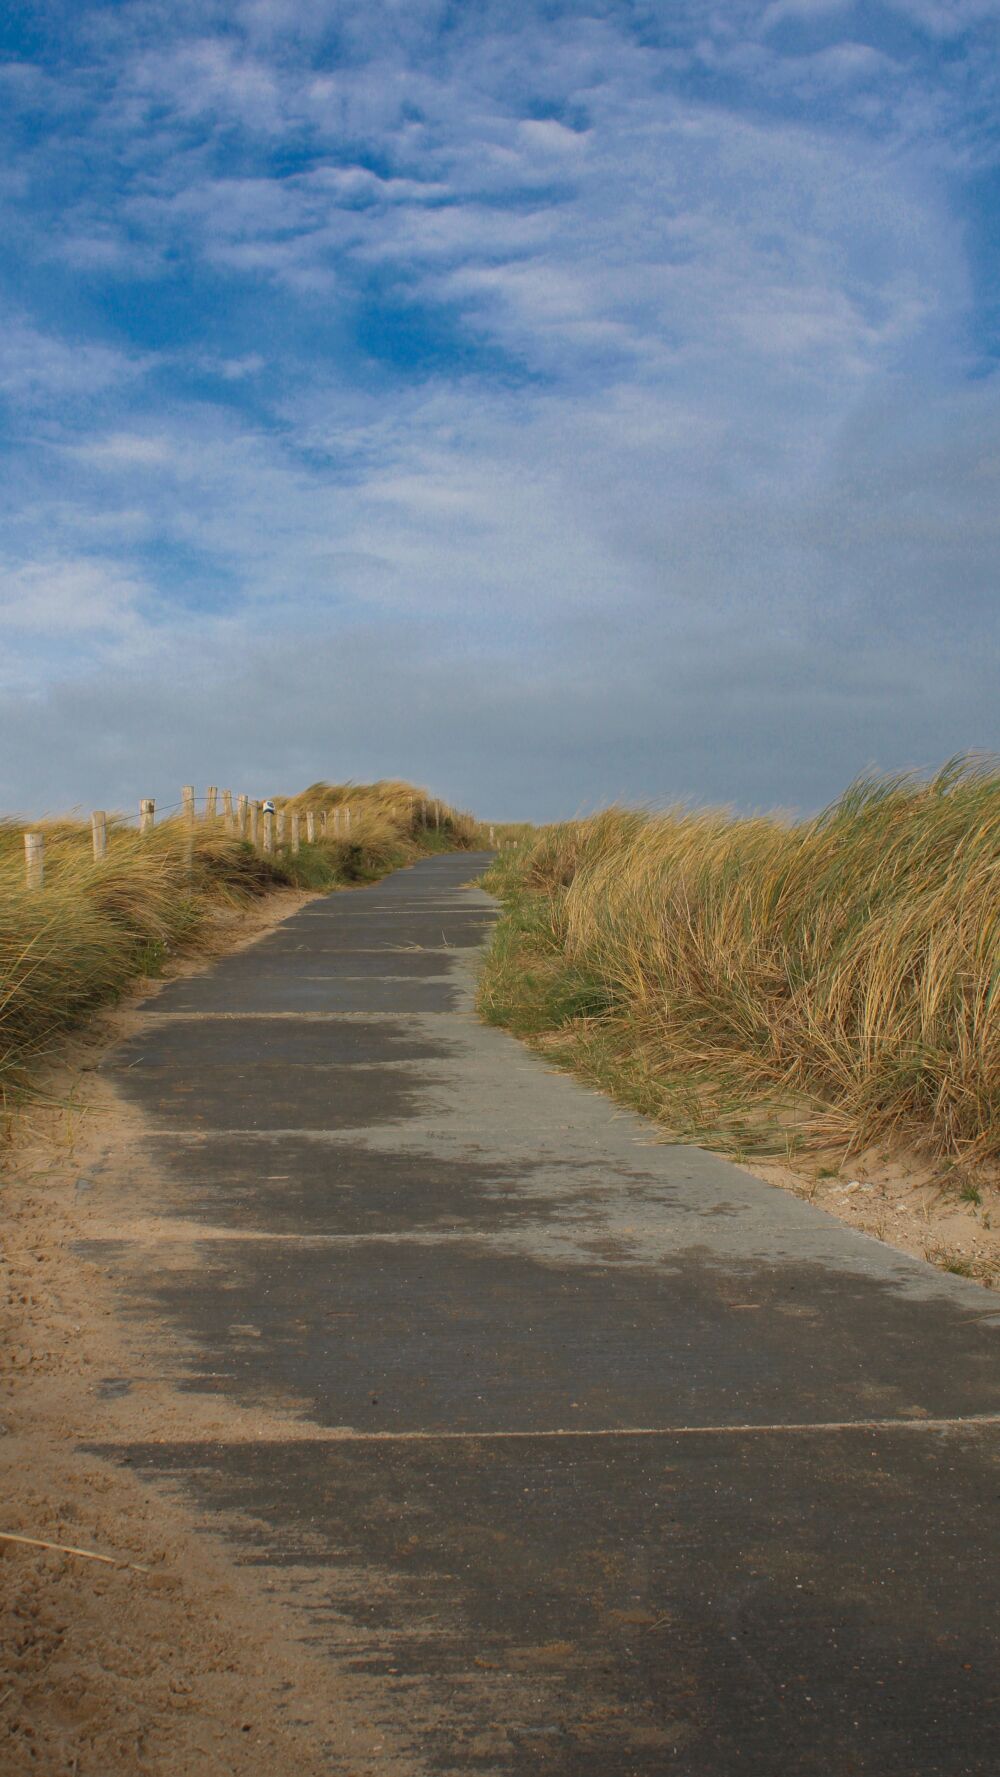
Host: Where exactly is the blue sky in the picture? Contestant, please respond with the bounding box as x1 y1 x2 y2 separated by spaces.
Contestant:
1 0 998 818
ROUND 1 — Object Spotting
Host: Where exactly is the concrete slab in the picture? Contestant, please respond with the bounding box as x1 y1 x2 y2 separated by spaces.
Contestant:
107 1425 1000 1777
105 1016 457 1069
95 1232 999 1430
105 1059 434 1131
145 974 461 1014
235 947 463 974
286 913 498 947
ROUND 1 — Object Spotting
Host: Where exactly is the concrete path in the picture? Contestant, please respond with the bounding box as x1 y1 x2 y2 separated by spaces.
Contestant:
95 852 999 1774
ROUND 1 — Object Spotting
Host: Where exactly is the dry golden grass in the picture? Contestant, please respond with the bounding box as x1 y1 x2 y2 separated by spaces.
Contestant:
0 782 474 1100
480 758 1000 1166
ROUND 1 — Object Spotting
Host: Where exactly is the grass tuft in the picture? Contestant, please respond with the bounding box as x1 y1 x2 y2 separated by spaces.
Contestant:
478 757 1000 1167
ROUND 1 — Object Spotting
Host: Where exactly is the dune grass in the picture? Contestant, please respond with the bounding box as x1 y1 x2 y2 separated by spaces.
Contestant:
0 780 475 1102
478 759 1000 1168
281 780 477 867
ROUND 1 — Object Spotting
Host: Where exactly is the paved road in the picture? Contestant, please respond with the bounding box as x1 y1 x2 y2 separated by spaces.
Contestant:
97 852 999 1774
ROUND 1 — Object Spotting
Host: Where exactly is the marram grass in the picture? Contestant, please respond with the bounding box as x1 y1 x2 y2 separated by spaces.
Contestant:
479 759 1000 1167
0 781 476 1100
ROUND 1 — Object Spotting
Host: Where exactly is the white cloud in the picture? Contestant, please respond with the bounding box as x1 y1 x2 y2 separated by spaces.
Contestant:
0 316 152 401
884 0 1000 32
0 557 147 638
761 0 856 29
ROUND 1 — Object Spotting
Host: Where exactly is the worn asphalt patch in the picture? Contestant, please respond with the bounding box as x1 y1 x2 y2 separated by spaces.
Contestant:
91 851 1000 1775
143 1137 575 1236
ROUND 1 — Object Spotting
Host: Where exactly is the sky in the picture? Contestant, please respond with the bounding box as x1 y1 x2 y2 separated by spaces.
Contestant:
1 0 998 820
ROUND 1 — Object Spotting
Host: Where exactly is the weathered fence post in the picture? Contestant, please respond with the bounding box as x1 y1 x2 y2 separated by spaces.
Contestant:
140 798 155 834
263 807 275 854
322 809 329 839
276 808 286 846
205 786 218 819
24 832 44 889
290 812 301 854
182 785 195 875
222 790 234 833
91 811 108 861
489 825 495 845
249 800 260 848
344 805 351 834
236 794 248 837
306 810 317 844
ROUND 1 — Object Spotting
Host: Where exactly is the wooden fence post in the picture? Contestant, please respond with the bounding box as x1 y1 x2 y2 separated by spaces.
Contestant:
306 810 316 844
236 794 248 836
434 800 441 829
276 808 286 846
333 807 341 837
344 805 351 834
290 812 300 854
181 785 195 875
249 800 260 848
222 790 234 832
263 808 274 854
205 786 218 819
322 810 329 839
140 799 155 833
489 825 495 845
91 811 108 861
24 832 44 890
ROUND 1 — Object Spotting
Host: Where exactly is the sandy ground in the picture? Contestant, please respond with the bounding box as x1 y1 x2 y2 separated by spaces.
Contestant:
0 889 398 1777
2 883 996 1772
741 1144 998 1290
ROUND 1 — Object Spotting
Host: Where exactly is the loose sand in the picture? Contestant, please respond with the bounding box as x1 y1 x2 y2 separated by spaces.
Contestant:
741 1145 998 1290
